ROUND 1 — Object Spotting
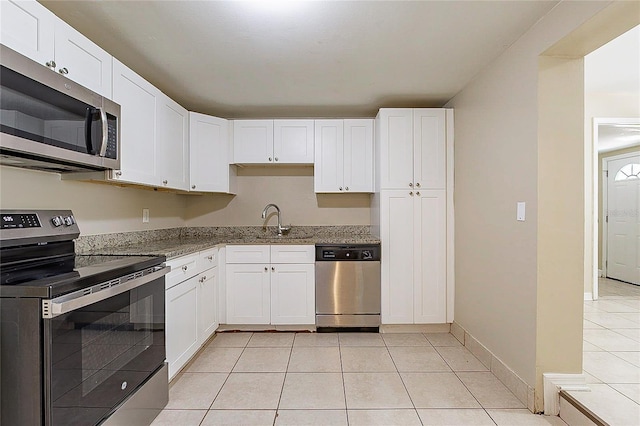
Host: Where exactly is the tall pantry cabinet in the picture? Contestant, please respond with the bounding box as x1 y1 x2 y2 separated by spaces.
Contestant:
372 108 454 325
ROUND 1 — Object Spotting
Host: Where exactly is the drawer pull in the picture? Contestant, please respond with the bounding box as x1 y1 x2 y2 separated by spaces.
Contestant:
207 255 214 260
182 265 188 271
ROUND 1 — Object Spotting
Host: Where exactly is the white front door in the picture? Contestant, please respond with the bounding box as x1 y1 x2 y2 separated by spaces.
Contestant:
607 155 640 285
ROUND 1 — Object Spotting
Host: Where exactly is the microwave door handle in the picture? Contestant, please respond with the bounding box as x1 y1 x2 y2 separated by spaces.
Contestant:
84 107 96 154
98 107 108 157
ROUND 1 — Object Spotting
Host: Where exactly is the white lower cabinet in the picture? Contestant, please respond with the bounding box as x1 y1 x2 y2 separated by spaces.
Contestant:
165 246 220 380
380 189 446 324
166 275 198 380
226 264 271 324
271 263 315 325
225 245 315 325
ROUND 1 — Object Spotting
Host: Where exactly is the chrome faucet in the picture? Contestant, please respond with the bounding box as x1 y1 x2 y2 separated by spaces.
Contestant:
261 203 291 236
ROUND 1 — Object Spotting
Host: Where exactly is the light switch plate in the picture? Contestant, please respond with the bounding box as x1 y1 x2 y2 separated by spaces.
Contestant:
517 202 526 221
142 208 150 223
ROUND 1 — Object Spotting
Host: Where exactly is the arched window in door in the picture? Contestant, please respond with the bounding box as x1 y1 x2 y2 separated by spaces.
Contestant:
615 163 640 181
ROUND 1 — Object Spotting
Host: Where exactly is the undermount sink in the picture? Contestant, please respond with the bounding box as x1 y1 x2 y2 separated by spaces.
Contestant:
257 234 313 240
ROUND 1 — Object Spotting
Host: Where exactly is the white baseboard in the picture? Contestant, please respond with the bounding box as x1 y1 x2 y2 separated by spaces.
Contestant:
543 373 590 416
584 292 593 301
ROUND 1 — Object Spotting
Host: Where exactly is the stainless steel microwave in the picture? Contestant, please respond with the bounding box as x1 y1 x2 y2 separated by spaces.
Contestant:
0 45 120 172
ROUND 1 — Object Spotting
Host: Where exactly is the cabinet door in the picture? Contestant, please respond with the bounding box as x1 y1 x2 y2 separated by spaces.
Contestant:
226 264 270 324
377 109 413 190
414 109 446 190
314 120 343 193
157 95 189 190
166 276 199 380
111 59 160 186
344 119 374 193
53 20 112 97
189 113 231 192
198 268 218 345
380 190 415 324
414 190 446 323
0 0 55 67
233 120 273 164
271 263 315 325
274 120 314 164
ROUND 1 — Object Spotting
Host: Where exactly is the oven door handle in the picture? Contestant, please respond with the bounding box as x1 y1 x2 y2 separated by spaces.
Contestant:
42 265 170 318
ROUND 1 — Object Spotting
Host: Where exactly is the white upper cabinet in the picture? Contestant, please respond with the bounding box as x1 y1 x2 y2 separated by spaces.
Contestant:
111 59 159 187
0 0 112 97
189 113 236 193
273 120 314 164
0 0 55 66
314 120 343 192
344 119 374 192
53 20 112 97
377 108 446 190
233 119 314 164
157 95 189 191
233 120 274 164
314 119 373 193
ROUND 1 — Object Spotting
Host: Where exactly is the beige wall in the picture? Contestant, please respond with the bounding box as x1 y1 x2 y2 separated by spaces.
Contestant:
0 166 186 235
445 0 632 411
185 167 371 226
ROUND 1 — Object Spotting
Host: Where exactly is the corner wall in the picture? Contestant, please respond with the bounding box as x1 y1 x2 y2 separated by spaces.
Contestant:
445 0 626 412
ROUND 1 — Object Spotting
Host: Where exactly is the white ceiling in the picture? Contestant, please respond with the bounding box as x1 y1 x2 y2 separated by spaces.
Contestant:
40 0 558 118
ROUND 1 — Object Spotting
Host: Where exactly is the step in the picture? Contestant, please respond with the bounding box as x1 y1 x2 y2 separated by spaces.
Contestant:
559 390 606 426
560 385 640 426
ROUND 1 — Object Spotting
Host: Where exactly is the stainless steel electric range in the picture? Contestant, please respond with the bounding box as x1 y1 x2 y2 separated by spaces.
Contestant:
0 210 170 426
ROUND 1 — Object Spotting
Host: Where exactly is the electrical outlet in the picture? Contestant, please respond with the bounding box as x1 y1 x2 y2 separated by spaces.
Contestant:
142 208 150 223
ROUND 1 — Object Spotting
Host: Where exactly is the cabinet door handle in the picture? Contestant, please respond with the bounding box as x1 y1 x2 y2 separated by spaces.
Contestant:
345 187 349 191
162 180 168 185
416 182 421 188
271 267 275 271
115 171 122 177
58 67 69 75
264 267 268 271
409 191 413 196
46 60 56 69
192 185 196 189
182 265 188 271
339 187 343 191
416 191 420 196
275 157 278 162
268 157 272 162
409 183 413 187
207 255 213 260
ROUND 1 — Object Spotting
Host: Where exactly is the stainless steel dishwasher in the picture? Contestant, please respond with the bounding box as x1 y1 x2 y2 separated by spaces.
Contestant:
315 244 381 329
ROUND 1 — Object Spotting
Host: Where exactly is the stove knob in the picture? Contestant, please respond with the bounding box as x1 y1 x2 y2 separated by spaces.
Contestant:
63 216 75 226
51 216 63 227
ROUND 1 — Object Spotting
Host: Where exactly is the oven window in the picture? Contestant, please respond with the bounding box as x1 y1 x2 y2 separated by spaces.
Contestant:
48 278 165 426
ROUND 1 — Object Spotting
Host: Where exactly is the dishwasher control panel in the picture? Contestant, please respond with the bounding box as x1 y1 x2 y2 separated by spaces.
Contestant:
315 244 380 261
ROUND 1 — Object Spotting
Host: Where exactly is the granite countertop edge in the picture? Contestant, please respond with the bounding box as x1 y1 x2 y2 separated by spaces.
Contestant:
77 226 380 260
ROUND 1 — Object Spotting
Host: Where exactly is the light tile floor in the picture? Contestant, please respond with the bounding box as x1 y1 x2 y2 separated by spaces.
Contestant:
153 332 565 425
569 278 640 425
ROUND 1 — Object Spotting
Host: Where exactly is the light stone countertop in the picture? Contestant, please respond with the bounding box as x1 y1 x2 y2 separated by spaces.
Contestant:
76 226 380 260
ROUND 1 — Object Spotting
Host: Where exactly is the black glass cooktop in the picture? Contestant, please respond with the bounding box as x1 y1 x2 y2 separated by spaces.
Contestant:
0 254 165 298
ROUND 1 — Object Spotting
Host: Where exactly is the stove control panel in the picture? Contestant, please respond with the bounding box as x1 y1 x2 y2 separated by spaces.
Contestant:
1 213 41 229
0 210 80 248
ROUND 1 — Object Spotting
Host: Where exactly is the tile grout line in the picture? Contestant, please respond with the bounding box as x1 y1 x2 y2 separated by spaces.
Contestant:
382 336 423 425
272 334 295 426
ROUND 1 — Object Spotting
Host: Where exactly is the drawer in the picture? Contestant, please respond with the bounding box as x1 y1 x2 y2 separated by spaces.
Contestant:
226 245 270 264
166 253 199 289
270 245 314 264
197 247 218 272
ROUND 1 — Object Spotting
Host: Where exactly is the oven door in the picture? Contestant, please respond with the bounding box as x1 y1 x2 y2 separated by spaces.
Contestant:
43 274 166 426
